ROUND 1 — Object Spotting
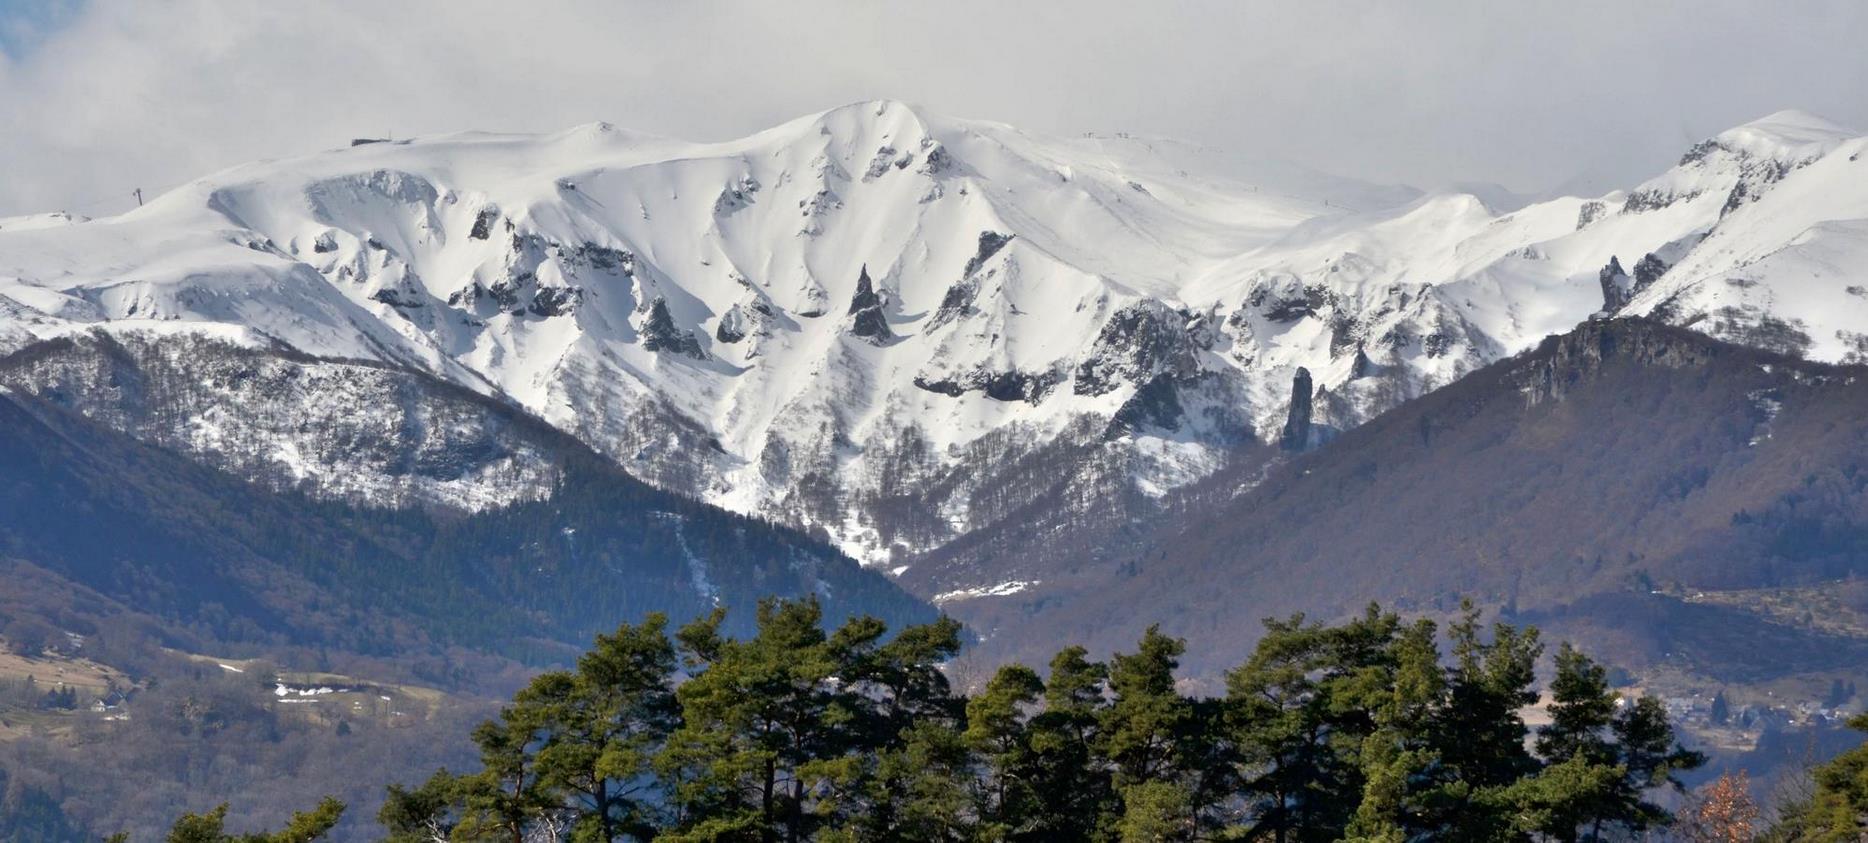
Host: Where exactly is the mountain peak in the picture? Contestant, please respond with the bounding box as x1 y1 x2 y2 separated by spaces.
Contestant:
1709 108 1857 161
805 99 941 137
825 98 930 120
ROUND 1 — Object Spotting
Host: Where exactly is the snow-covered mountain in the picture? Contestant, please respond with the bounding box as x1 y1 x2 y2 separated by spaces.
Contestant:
1 101 1863 570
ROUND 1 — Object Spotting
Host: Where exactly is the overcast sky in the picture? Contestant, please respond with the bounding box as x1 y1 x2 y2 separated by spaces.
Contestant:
0 0 1862 217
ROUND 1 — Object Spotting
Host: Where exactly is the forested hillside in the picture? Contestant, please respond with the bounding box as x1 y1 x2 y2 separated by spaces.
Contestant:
0 386 932 662
943 320 1868 684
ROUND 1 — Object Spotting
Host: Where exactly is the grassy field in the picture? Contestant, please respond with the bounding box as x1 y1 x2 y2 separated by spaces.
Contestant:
1684 580 1868 640
0 641 463 743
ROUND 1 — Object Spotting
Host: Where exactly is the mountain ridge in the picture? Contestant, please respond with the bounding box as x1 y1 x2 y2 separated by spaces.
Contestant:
2 100 1863 575
0 337 935 661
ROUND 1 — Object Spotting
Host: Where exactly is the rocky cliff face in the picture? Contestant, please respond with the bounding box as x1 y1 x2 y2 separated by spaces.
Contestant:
0 331 562 511
1515 318 1737 408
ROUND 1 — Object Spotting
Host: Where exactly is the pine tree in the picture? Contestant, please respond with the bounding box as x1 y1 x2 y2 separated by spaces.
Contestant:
165 798 344 843
1610 692 1705 833
1525 644 1703 841
1102 626 1191 788
1226 614 1340 843
1228 607 1406 842
1538 644 1617 765
1343 620 1443 842
1101 626 1202 841
320 603 1718 841
1772 714 1868 840
838 614 970 842
455 704 558 841
1422 602 1542 840
524 613 679 840
1026 646 1115 840
377 770 462 842
854 719 975 842
964 664 1045 836
660 599 849 842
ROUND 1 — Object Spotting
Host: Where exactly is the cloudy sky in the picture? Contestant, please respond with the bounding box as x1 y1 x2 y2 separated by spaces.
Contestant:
0 0 1862 217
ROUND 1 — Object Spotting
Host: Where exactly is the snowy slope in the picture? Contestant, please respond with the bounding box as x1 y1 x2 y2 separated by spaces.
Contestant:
0 102 1862 569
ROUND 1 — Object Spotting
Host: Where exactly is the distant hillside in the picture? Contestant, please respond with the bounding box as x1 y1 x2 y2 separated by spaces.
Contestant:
951 319 1868 679
0 371 933 665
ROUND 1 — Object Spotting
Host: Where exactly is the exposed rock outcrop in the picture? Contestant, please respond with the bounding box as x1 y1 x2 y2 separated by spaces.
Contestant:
1632 252 1670 289
641 297 705 358
1598 256 1633 312
1073 301 1200 397
848 266 892 342
1279 367 1314 452
912 368 1063 404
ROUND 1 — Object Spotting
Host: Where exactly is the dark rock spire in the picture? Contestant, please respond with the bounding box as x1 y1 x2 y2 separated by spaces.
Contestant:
848 265 892 342
1279 367 1314 452
1598 255 1633 313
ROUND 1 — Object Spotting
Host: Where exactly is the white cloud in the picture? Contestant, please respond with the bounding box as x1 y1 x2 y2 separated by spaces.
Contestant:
0 0 1863 216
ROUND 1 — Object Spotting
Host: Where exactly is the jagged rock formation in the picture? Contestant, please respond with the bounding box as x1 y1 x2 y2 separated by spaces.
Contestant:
1073 302 1201 397
1598 256 1633 312
847 266 892 342
641 297 705 358
1632 253 1669 289
1279 367 1314 452
1600 252 1676 314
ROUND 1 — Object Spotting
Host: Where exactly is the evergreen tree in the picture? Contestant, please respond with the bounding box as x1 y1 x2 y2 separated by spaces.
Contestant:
1537 644 1617 766
165 798 344 843
377 770 463 842
1226 614 1341 843
323 600 1709 843
1526 643 1703 841
660 599 850 842
1227 607 1403 842
1114 779 1192 842
1026 646 1115 840
964 664 1045 837
852 719 975 842
1342 620 1443 842
1420 602 1542 840
838 615 970 842
455 703 560 841
523 612 680 840
1101 626 1202 841
1102 626 1192 788
1772 713 1868 841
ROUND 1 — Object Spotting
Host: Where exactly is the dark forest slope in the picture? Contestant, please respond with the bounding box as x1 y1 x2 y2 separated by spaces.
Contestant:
0 384 933 665
967 319 1868 677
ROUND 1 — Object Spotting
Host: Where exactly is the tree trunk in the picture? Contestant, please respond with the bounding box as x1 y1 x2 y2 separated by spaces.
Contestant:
762 758 777 843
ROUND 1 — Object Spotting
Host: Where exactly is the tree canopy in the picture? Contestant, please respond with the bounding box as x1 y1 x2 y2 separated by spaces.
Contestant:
164 599 1718 842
